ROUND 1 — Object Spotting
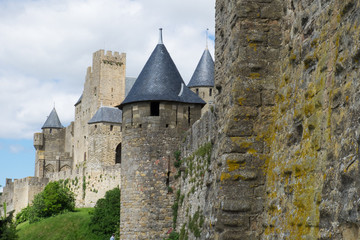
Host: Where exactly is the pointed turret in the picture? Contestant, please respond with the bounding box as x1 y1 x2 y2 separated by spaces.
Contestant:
187 49 214 88
41 108 64 129
119 29 205 109
187 30 215 114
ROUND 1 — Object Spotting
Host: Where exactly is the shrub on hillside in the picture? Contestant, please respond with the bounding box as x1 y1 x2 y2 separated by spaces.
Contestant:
28 181 75 223
90 187 120 238
0 203 18 240
15 206 31 224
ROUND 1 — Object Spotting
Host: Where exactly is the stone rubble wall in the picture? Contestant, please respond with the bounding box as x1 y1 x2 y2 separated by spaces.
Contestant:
264 0 360 239
175 110 217 239
211 0 282 239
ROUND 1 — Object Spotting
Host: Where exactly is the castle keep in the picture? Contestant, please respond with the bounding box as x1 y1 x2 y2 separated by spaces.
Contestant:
2 0 360 239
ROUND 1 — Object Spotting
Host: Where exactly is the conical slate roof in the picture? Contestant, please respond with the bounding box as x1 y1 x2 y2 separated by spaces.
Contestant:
187 49 214 88
42 108 64 129
119 32 205 109
88 106 122 124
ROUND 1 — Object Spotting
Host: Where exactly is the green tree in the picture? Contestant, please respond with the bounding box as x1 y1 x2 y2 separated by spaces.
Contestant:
90 187 120 238
29 181 75 223
0 203 18 240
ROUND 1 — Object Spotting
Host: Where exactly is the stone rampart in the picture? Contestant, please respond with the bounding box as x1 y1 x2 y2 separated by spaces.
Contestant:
0 177 49 215
174 110 216 239
47 165 121 208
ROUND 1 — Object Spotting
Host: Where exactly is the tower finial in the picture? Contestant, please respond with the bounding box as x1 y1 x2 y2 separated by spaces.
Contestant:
158 28 163 44
206 28 209 50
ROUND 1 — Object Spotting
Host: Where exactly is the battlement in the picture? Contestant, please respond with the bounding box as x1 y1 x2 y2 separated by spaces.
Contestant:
14 176 49 187
93 49 126 63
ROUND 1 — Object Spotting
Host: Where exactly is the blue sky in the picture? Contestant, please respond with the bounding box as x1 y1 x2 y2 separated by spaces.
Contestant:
0 0 215 192
0 139 35 190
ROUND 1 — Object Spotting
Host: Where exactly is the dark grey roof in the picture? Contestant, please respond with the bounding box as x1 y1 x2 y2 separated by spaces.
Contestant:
125 77 136 97
88 106 122 124
119 43 205 109
74 94 83 106
42 108 64 129
187 49 214 87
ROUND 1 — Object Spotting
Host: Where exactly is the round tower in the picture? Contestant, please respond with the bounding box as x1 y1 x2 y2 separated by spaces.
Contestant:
118 29 205 239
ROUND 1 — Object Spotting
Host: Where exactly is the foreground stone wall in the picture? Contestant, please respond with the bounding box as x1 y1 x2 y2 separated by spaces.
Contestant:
211 0 282 239
264 0 360 239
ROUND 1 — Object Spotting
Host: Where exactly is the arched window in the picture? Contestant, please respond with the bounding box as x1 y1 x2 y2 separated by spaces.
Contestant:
45 164 55 174
115 143 122 164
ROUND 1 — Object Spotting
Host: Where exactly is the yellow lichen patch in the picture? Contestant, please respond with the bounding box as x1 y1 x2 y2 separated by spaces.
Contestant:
249 42 257 51
249 72 261 79
227 159 240 172
247 148 257 155
230 137 252 148
220 172 231 181
289 53 297 62
304 102 315 117
238 97 245 105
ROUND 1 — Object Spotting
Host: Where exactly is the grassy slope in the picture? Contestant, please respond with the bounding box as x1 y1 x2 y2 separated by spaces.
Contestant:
17 208 104 240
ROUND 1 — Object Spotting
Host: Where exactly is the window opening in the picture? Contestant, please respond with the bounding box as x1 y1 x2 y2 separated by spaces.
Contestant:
110 125 113 131
115 143 121 164
150 102 160 116
166 157 170 192
209 88 212 96
188 106 191 125
196 88 199 95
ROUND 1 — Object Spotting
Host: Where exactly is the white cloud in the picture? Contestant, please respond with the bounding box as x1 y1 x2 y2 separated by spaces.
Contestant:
0 0 215 139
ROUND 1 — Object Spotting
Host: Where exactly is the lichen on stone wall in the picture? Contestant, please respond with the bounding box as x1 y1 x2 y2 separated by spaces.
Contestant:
263 0 360 239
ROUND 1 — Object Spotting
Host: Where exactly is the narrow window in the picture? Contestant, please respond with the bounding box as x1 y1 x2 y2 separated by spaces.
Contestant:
188 106 191 125
150 102 160 116
115 143 121 164
196 88 199 95
110 125 113 131
131 106 133 125
209 88 212 96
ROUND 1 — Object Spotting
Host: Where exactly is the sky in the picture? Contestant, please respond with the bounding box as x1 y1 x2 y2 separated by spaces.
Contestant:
0 0 215 192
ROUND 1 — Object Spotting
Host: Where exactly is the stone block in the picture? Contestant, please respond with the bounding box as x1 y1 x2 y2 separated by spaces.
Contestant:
222 199 252 212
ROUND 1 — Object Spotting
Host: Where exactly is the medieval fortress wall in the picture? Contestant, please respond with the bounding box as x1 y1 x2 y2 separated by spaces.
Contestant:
2 0 360 239
1 50 126 215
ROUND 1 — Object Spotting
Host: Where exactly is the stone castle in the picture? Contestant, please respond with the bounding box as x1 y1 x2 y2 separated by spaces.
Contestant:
2 0 360 239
